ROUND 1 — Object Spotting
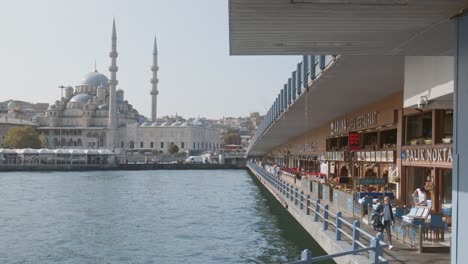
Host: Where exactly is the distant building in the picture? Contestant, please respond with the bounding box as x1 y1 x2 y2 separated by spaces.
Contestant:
33 20 220 154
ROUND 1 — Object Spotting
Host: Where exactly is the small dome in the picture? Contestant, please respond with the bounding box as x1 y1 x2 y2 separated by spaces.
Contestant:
7 101 16 109
160 122 171 126
116 89 124 94
98 104 109 110
70 93 93 103
79 70 109 87
171 122 181 126
181 122 189 126
151 122 159 127
141 122 151 127
65 86 73 90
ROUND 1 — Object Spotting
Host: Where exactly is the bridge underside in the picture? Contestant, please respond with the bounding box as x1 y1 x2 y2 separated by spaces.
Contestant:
248 55 403 156
229 0 465 56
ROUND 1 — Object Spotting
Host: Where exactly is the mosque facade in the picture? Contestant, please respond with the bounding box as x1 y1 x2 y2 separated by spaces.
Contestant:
35 20 220 154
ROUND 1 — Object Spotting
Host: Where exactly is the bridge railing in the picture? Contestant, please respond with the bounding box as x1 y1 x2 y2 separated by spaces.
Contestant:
248 161 388 264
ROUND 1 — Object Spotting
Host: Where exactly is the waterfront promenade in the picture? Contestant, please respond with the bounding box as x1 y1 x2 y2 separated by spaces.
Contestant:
248 162 450 264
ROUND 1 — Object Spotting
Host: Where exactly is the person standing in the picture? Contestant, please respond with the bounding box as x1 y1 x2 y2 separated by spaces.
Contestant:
412 186 427 206
376 196 395 250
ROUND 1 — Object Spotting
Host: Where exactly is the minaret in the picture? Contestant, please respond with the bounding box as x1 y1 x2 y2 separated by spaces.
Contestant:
150 35 159 122
107 19 118 150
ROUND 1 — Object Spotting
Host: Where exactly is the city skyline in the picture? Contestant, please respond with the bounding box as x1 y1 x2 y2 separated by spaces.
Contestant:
0 0 299 119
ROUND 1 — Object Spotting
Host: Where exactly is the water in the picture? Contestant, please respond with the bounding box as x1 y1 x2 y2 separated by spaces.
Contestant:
0 170 331 264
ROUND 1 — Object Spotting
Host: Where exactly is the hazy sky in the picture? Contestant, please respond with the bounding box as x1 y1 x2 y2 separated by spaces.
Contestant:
0 0 300 119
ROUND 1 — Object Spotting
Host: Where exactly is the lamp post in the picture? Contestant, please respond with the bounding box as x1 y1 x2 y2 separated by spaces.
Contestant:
58 85 65 149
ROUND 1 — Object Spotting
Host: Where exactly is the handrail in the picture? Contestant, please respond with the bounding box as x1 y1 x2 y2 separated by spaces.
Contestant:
248 162 388 264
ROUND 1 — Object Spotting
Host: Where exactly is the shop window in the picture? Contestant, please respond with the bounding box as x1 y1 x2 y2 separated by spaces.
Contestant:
363 132 378 150
436 110 453 144
405 112 433 145
328 137 338 151
380 129 397 149
338 136 348 151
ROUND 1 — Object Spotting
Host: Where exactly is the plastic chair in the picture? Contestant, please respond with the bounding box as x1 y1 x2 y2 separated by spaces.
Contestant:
395 207 404 220
428 213 444 240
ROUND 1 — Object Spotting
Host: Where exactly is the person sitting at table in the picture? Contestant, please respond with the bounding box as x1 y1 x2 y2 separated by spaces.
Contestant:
412 186 427 206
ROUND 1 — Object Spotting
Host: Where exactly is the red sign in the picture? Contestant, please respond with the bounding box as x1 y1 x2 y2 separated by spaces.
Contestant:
349 132 360 151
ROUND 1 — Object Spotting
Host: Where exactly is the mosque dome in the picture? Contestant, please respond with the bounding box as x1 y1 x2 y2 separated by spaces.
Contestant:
7 101 16 110
70 93 93 103
79 70 109 87
98 104 109 110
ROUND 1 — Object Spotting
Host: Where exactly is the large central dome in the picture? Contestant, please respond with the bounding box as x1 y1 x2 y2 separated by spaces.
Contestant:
79 70 109 87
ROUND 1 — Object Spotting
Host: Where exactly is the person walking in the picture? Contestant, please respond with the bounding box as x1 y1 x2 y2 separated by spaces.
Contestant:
376 196 395 250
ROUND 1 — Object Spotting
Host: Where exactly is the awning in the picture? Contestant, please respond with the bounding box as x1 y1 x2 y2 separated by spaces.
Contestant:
229 0 464 55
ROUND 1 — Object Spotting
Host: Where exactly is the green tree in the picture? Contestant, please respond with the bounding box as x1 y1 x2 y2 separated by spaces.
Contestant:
223 133 241 145
167 144 179 155
2 125 44 148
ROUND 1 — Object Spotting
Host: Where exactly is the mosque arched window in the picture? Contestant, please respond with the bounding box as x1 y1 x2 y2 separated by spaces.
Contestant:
150 142 154 148
140 142 144 148
61 138 66 147
53 138 58 147
68 139 73 146
77 139 82 147
130 141 135 149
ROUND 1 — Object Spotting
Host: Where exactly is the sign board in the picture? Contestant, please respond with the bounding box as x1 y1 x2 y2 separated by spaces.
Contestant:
349 132 360 150
359 178 386 185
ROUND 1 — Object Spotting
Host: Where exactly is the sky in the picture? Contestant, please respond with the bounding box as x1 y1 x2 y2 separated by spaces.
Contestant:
0 0 300 119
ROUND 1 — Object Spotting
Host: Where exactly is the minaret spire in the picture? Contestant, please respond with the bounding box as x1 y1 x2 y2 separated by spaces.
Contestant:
150 34 159 122
107 18 119 150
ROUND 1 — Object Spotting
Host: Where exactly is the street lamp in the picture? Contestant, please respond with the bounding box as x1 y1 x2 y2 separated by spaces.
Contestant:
58 85 65 149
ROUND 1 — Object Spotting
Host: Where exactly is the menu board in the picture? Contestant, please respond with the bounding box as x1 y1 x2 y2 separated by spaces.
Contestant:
376 151 381 162
387 151 394 162
381 151 387 162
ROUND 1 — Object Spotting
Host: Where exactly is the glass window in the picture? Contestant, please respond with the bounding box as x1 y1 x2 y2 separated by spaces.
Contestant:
160 142 164 148
441 169 452 203
140 142 144 148
380 129 397 149
436 110 453 144
405 167 431 204
150 142 154 148
405 112 432 145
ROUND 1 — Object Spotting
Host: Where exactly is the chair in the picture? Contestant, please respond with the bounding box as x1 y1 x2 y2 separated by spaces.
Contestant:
427 213 444 240
394 207 404 220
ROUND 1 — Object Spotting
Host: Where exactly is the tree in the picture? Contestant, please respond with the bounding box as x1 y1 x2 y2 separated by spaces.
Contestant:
2 125 44 148
223 133 241 145
167 144 179 155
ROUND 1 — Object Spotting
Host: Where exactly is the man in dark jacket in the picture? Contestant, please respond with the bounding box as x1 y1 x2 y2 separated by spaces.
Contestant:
376 196 395 250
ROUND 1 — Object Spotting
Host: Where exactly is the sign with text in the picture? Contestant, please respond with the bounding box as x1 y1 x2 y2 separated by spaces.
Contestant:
402 146 453 165
349 132 360 151
359 178 387 185
331 111 378 134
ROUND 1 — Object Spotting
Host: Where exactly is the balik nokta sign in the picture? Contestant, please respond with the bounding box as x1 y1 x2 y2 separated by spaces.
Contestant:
331 111 378 134
402 147 453 164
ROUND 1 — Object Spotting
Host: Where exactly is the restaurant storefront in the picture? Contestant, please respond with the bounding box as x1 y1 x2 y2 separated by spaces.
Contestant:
402 108 453 222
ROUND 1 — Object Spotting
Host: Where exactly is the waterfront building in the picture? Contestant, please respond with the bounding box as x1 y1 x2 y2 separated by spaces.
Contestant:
228 1 465 262
34 20 219 154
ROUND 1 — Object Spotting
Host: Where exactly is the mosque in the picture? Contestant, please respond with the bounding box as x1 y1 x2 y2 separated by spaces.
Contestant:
35 20 220 154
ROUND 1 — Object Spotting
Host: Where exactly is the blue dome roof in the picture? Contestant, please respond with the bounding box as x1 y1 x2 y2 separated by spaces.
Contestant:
79 71 109 87
70 93 93 103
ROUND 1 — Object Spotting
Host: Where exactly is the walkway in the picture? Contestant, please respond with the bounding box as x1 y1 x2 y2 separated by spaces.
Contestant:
252 165 450 263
